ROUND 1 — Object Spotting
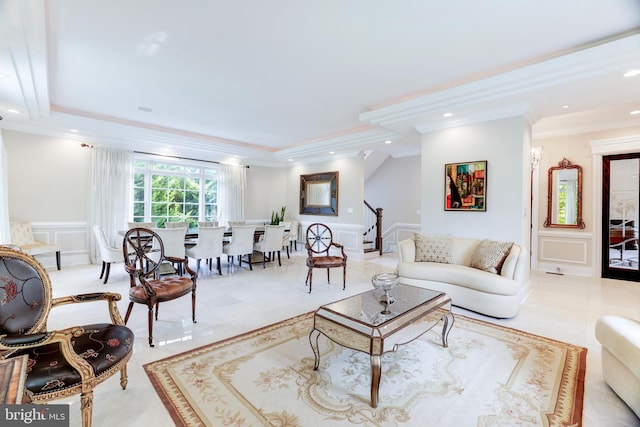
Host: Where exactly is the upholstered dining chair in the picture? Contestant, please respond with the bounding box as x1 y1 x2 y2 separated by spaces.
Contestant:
92 225 123 284
122 228 197 347
153 227 188 275
222 225 256 271
128 221 156 230
165 221 190 229
287 219 300 252
254 224 286 268
9 221 62 270
186 226 225 274
0 245 134 427
280 222 292 258
304 223 347 293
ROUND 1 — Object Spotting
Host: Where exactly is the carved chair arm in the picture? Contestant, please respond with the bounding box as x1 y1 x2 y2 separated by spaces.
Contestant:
0 327 96 387
52 292 125 326
165 256 197 277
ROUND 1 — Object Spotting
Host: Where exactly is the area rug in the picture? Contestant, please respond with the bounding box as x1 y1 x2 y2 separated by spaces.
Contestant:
144 312 586 427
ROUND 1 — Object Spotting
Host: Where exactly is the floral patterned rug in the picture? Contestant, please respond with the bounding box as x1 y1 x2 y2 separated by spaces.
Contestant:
144 312 586 427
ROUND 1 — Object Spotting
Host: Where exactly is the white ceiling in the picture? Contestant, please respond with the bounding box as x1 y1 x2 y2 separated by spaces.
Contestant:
0 0 639 166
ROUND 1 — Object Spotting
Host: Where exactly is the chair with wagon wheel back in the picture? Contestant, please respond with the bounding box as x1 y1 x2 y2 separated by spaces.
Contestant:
0 245 133 427
122 228 197 347
304 223 347 293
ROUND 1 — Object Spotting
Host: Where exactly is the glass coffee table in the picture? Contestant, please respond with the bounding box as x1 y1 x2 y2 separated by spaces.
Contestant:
309 283 454 408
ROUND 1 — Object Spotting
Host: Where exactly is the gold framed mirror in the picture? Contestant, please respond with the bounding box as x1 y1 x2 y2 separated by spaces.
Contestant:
300 171 338 215
544 158 585 229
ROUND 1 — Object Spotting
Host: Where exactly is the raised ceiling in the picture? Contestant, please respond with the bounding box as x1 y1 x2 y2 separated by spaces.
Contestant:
0 1 639 166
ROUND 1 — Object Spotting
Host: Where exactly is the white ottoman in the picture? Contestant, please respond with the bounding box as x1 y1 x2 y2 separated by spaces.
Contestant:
595 315 640 419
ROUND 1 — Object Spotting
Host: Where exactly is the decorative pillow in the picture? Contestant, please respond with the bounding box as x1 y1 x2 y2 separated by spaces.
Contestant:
470 239 514 274
414 232 452 264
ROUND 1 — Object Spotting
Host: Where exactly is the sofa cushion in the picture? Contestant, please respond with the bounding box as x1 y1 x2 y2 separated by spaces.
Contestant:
470 239 513 274
414 232 452 263
397 262 518 296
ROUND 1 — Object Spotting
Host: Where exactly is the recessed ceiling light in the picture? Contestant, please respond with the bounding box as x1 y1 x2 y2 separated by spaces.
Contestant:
443 112 453 118
138 106 153 112
623 69 640 78
385 140 392 144
0 73 8 79
630 110 640 115
7 108 20 114
329 151 335 154
562 105 570 109
288 158 293 162
69 129 79 133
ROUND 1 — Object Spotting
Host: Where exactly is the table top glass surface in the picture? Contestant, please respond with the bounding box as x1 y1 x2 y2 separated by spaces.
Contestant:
318 283 445 327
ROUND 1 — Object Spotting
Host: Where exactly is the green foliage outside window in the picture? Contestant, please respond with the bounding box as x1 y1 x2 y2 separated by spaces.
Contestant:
132 159 218 228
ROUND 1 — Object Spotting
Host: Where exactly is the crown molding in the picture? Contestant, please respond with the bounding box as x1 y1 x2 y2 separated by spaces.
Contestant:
273 127 397 160
1 0 49 120
360 32 640 130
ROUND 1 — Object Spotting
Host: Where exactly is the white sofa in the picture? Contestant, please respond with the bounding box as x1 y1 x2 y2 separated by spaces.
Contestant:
396 236 528 318
595 315 640 419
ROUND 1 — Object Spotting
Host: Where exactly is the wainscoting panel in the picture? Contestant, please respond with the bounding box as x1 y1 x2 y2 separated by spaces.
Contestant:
298 221 364 260
381 223 420 253
30 222 89 269
538 231 593 276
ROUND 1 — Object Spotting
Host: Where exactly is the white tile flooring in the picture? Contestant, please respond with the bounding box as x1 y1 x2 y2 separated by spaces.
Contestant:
43 249 640 427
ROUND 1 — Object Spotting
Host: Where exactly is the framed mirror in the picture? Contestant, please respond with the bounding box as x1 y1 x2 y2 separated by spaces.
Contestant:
544 158 585 229
300 171 338 215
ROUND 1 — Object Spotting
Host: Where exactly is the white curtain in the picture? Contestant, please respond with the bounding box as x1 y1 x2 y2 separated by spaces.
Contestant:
88 147 133 262
0 131 10 244
218 163 246 227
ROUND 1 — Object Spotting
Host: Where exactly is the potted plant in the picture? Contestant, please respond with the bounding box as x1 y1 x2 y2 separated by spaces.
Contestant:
270 206 286 225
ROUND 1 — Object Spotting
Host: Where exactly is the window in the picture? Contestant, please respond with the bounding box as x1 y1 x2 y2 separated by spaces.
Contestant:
132 157 218 228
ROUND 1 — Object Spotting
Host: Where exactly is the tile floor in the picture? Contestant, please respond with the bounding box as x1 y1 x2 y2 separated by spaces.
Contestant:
42 249 639 427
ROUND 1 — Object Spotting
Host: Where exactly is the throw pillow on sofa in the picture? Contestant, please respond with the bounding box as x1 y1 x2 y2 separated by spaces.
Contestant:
470 239 513 274
414 232 452 263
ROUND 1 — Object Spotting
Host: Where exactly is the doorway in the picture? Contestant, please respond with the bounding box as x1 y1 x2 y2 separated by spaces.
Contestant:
602 153 640 281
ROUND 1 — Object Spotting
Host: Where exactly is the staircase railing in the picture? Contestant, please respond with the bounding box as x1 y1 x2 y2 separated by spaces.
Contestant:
364 200 383 255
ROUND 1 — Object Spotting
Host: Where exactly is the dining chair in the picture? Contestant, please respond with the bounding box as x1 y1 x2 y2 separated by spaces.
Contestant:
254 225 286 268
0 245 134 427
186 226 225 274
165 221 190 228
287 220 300 252
128 221 156 230
222 225 256 271
122 228 197 347
228 221 246 228
304 223 347 293
198 221 218 227
153 227 187 275
92 225 123 284
280 221 292 258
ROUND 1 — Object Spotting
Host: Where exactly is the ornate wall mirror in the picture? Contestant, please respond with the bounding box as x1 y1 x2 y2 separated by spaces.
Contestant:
300 171 338 215
544 158 585 228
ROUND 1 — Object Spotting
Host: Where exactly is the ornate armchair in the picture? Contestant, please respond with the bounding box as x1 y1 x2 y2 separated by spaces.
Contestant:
0 245 133 427
304 223 347 293
123 228 197 347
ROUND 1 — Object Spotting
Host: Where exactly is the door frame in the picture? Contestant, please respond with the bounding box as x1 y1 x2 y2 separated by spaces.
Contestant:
591 135 640 277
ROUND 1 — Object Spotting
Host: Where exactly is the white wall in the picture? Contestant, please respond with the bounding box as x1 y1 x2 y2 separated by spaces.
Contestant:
5 130 90 222
365 155 421 229
244 166 288 221
420 117 531 246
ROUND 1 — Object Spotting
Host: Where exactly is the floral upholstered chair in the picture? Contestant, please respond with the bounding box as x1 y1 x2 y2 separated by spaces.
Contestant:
0 245 134 427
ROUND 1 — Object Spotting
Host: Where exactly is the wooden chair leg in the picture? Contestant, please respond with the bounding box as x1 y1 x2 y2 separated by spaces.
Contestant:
148 304 155 347
343 266 346 290
248 254 253 270
155 302 159 320
306 268 313 293
192 288 197 323
216 257 222 275
55 250 61 270
277 250 281 266
124 302 134 324
80 391 94 427
326 268 330 283
119 365 128 390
